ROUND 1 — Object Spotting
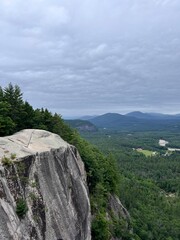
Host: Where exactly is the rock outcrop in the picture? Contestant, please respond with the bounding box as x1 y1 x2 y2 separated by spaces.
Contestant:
107 195 132 240
0 129 91 240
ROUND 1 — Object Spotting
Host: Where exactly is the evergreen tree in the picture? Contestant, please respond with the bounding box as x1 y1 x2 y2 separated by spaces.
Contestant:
0 86 4 101
3 83 24 131
19 101 35 129
0 101 16 135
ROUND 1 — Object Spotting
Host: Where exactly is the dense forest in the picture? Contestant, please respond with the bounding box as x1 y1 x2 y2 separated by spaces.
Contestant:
0 83 129 239
82 131 180 240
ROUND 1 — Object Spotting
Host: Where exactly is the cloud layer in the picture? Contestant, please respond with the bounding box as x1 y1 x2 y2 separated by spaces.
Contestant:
0 0 180 117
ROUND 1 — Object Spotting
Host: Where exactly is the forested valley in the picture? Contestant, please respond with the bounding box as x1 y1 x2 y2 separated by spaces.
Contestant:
82 130 180 240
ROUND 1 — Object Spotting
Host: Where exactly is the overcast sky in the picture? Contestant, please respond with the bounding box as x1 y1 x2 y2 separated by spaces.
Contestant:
0 0 180 117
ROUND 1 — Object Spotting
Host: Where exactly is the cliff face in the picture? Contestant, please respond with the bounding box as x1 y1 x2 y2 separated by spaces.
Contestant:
0 129 91 240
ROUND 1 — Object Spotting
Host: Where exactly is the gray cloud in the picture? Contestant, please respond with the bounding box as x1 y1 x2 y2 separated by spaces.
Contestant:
0 0 180 117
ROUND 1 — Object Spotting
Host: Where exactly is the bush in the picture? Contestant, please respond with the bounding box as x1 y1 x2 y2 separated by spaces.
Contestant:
16 198 28 218
1 156 12 167
10 153 16 160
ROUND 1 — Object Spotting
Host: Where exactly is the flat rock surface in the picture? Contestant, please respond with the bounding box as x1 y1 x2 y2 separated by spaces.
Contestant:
0 129 68 160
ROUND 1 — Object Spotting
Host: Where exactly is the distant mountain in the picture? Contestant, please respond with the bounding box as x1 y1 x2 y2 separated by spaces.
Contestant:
89 113 139 129
79 115 98 120
146 112 180 119
89 112 180 131
126 111 180 120
126 111 152 119
65 119 98 132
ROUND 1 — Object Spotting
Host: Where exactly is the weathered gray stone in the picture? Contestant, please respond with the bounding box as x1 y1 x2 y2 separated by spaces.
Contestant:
108 195 132 240
108 195 130 220
0 129 91 240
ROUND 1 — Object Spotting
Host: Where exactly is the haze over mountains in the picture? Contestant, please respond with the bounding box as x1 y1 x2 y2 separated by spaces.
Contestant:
82 111 180 120
126 111 180 120
67 112 180 132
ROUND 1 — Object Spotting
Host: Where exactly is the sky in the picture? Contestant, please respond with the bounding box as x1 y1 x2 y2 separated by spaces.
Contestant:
0 0 180 118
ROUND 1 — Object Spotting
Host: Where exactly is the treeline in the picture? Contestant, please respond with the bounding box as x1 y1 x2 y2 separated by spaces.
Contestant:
0 83 72 140
0 83 126 239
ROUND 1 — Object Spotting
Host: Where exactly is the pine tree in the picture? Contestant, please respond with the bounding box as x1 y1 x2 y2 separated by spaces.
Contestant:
3 83 24 131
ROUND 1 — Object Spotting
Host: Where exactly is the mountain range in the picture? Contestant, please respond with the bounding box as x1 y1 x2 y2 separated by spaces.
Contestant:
67 112 180 132
125 111 180 120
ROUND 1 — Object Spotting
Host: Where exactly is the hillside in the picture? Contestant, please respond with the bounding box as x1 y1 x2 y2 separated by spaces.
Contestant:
89 112 180 131
65 119 97 132
126 111 180 120
89 113 138 128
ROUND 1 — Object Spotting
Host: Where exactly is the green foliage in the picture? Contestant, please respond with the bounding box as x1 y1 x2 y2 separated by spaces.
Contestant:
1 152 15 166
16 198 28 218
30 181 37 188
91 213 111 240
120 175 180 240
0 101 16 135
69 136 120 195
29 192 37 201
19 101 35 129
0 86 3 100
3 83 23 131
10 153 16 160
112 217 132 240
82 130 180 240
0 115 15 136
16 162 29 185
1 156 12 167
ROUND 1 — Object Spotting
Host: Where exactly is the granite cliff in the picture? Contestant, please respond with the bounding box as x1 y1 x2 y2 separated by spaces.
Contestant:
0 129 91 240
